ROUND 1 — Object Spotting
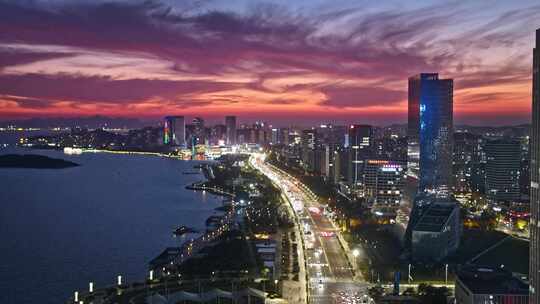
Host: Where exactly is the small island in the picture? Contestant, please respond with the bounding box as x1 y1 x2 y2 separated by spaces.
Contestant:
0 154 80 169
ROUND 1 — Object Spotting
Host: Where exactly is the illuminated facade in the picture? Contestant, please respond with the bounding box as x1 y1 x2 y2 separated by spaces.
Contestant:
347 124 373 187
408 73 454 193
363 160 405 206
406 74 457 260
192 117 205 145
530 28 540 304
163 116 185 147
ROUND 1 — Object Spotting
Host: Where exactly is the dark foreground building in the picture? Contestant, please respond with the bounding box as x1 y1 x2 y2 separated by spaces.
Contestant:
407 193 461 262
455 266 529 304
530 28 540 304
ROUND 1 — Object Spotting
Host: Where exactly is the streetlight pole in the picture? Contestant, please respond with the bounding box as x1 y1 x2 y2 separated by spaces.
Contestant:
445 264 448 284
352 248 360 280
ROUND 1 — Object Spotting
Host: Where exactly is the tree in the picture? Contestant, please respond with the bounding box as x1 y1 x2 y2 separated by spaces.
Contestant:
368 285 384 301
479 210 497 230
402 287 416 296
417 283 450 304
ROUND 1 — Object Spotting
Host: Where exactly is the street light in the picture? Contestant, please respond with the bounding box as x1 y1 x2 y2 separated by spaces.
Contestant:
352 249 360 257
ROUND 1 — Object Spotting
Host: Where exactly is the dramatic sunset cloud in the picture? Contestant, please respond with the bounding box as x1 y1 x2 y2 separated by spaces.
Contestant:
0 0 538 125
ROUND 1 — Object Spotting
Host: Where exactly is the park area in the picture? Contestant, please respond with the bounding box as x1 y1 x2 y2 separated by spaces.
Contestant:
349 226 529 284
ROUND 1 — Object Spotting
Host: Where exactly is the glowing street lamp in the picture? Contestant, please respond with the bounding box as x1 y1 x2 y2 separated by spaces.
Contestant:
353 249 360 269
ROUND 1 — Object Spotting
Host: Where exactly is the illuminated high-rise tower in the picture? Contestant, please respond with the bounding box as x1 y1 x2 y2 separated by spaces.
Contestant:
192 117 205 145
347 124 373 186
163 116 185 147
408 73 454 193
225 116 237 145
530 28 540 304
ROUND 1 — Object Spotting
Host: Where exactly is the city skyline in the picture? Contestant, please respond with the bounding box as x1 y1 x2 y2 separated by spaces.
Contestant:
0 1 539 126
0 2 539 303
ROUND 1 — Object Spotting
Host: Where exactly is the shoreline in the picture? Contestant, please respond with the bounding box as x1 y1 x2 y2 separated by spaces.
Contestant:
0 146 228 304
147 162 235 271
186 183 235 198
67 153 288 304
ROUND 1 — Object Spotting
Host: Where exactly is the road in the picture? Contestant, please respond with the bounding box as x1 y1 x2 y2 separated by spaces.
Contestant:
250 154 372 304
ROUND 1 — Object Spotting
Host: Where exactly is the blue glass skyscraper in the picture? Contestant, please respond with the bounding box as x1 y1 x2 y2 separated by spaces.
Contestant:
408 73 454 193
405 74 457 261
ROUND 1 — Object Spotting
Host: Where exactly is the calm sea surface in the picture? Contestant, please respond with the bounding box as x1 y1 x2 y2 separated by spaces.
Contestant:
0 144 221 304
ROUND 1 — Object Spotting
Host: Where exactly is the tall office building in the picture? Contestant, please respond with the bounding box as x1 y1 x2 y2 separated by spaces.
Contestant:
530 28 540 304
225 116 237 146
192 117 205 145
280 128 290 146
301 129 316 149
163 116 185 147
406 74 457 260
348 124 373 149
363 160 405 206
453 132 485 193
347 124 373 187
484 139 521 203
408 73 454 193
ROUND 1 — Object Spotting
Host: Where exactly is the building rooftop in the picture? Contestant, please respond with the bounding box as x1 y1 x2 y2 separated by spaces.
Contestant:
413 195 458 232
457 265 529 295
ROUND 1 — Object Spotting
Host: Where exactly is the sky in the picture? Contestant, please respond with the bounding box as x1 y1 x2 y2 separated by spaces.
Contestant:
0 0 538 126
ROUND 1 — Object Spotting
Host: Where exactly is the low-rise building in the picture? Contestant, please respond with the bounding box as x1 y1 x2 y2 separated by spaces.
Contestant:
455 265 529 304
409 194 461 261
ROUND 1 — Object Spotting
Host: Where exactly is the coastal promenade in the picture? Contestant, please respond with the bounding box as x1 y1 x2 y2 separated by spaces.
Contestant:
70 276 265 304
186 182 235 197
71 210 236 304
250 154 373 304
173 209 235 265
